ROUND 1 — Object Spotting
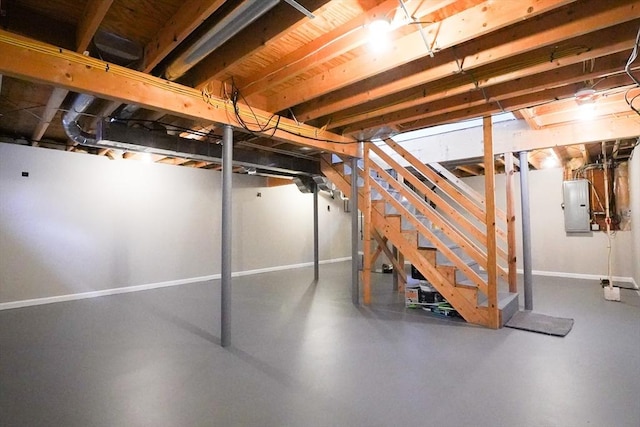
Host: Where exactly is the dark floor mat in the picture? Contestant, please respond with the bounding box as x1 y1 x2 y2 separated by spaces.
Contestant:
505 311 574 337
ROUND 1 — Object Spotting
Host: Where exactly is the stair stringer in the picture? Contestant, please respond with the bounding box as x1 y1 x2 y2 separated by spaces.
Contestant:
321 156 491 327
371 210 489 326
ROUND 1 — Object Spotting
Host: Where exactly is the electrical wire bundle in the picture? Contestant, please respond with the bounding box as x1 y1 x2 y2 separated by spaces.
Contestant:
624 25 640 115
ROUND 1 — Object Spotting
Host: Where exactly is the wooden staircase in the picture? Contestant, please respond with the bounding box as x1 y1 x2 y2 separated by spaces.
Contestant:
321 130 519 329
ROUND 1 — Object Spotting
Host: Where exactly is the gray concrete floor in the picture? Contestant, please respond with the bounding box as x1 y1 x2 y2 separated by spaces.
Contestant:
1 262 639 427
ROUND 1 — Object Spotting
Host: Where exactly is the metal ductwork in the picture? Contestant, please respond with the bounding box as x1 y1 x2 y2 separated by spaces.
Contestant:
63 31 143 146
164 0 280 81
62 94 97 146
96 120 320 176
293 176 314 193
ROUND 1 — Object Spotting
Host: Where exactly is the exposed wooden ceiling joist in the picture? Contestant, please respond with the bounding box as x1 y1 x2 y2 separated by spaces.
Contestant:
344 51 635 134
0 30 357 155
297 0 637 129
265 0 576 114
31 0 115 144
329 21 639 132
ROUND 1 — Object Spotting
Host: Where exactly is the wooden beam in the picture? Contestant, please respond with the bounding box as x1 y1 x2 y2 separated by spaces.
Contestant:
90 1 226 135
456 165 480 176
297 0 634 123
143 0 226 73
34 0 113 144
580 144 591 164
0 30 357 155
238 0 459 96
388 78 620 132
483 116 499 329
76 0 114 53
188 0 331 89
267 0 576 113
503 153 517 293
31 87 69 143
336 37 635 132
370 147 501 287
372 229 408 286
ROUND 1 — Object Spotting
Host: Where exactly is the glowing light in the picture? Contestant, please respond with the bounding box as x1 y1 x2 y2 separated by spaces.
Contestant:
542 156 558 169
140 152 154 163
368 19 391 52
578 102 597 121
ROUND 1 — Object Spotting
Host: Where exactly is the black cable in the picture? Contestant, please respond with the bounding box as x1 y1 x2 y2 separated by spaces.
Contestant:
227 80 369 145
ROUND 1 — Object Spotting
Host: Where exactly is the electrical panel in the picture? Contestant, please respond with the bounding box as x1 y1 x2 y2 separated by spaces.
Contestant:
562 180 591 233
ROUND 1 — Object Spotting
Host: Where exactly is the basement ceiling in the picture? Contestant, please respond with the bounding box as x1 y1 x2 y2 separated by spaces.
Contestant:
0 0 639 175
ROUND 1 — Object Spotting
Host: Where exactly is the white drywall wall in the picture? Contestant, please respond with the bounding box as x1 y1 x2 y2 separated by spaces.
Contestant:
0 143 351 303
462 167 634 279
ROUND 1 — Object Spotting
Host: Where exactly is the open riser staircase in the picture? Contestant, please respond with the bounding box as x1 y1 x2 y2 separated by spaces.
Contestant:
321 138 519 329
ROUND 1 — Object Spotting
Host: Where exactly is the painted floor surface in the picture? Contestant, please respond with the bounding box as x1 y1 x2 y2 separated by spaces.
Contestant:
1 262 639 427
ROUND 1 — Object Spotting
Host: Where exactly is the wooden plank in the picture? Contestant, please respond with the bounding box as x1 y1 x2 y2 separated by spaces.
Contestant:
143 0 226 73
337 31 636 132
373 210 489 326
31 86 69 143
430 162 508 223
268 0 576 113
393 76 634 131
297 0 633 122
372 229 407 285
267 177 293 187
323 153 488 324
342 46 635 133
239 0 458 96
504 152 518 293
483 116 499 329
76 0 114 52
239 0 399 95
0 30 357 155
372 144 490 258
189 0 331 89
34 0 113 144
370 165 491 293
383 138 487 223
418 248 437 266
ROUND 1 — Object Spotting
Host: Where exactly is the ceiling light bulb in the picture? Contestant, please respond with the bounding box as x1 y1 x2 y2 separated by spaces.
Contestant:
575 88 597 105
578 102 597 120
369 18 391 33
368 18 392 52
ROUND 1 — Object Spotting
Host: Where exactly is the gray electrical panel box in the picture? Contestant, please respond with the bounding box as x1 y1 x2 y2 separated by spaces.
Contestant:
562 179 591 232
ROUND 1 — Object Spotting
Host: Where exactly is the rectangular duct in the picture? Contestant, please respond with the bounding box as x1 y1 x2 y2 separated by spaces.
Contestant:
96 120 319 176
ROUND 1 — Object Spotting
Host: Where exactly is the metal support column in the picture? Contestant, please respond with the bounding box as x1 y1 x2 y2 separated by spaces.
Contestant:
392 246 399 291
519 150 533 311
221 125 233 347
351 157 359 305
313 183 319 282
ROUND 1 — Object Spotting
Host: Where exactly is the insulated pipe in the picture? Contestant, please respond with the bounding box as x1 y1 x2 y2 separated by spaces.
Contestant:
351 157 360 305
221 125 233 347
519 151 533 311
313 183 319 282
165 0 279 81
